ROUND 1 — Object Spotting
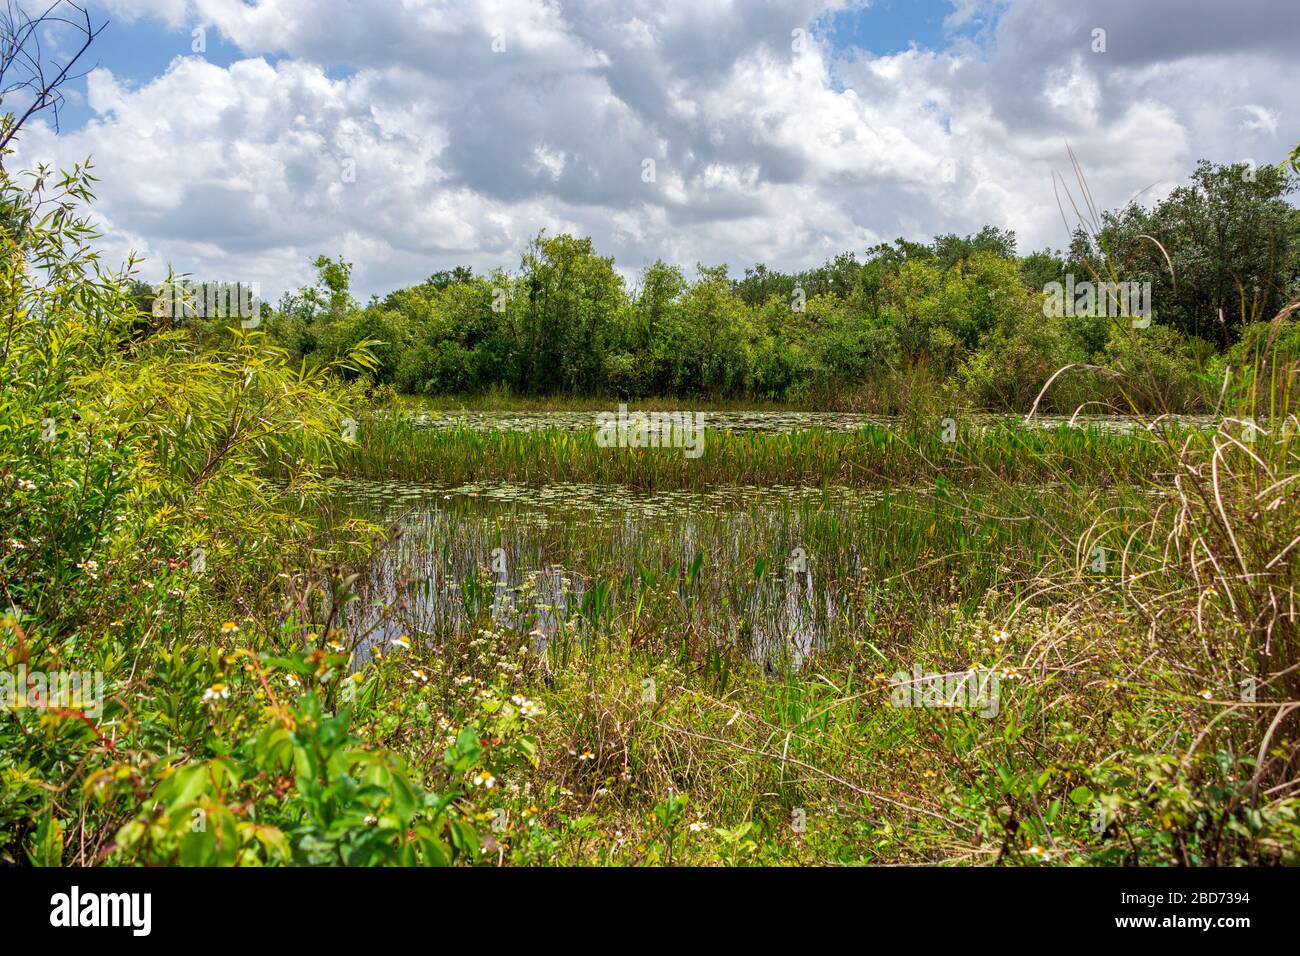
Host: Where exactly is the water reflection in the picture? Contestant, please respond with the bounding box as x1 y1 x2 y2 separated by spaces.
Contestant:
337 480 879 671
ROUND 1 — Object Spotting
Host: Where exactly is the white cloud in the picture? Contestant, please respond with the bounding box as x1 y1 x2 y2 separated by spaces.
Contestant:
11 0 1298 298
1235 104 1279 137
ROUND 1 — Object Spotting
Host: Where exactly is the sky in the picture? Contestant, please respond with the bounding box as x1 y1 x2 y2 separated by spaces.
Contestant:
8 0 1298 301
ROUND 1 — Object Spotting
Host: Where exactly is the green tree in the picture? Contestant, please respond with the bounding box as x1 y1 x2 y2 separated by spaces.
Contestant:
516 233 624 394
1092 160 1299 346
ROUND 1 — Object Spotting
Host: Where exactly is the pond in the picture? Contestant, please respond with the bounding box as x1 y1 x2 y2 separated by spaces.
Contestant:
336 478 894 670
332 409 1191 674
332 467 1120 676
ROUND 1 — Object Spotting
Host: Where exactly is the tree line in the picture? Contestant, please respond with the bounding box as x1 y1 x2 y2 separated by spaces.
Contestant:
139 158 1300 412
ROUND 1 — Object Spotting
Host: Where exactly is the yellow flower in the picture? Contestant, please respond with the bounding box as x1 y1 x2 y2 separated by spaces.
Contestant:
220 622 239 634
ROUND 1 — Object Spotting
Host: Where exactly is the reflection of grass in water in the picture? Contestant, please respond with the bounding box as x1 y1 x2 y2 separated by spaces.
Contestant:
337 477 1144 675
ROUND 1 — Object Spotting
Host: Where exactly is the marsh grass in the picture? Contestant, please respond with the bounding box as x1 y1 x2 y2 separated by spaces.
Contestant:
308 254 1300 863
335 416 1179 491
315 364 1299 863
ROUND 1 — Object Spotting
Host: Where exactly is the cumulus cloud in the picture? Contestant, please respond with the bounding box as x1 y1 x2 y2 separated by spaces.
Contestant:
12 0 1298 298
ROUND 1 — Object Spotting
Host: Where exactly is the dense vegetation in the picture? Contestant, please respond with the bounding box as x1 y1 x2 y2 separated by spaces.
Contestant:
337 417 1177 489
5 56 1300 868
144 157 1300 413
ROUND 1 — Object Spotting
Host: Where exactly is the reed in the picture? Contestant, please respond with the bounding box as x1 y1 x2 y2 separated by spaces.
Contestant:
334 415 1181 490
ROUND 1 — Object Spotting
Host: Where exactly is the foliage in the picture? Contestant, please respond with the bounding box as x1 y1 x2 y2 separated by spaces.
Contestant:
241 159 1300 413
5 116 1300 869
0 151 481 866
1087 160 1299 348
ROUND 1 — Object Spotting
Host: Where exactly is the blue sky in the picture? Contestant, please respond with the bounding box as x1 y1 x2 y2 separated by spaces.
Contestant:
11 0 1296 300
825 0 988 54
51 6 251 132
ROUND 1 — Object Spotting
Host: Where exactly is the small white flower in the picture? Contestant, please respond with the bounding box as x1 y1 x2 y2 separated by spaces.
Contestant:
203 683 230 702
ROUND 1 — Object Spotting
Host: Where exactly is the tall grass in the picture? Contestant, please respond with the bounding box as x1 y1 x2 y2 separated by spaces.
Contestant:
311 295 1300 865
334 416 1180 490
